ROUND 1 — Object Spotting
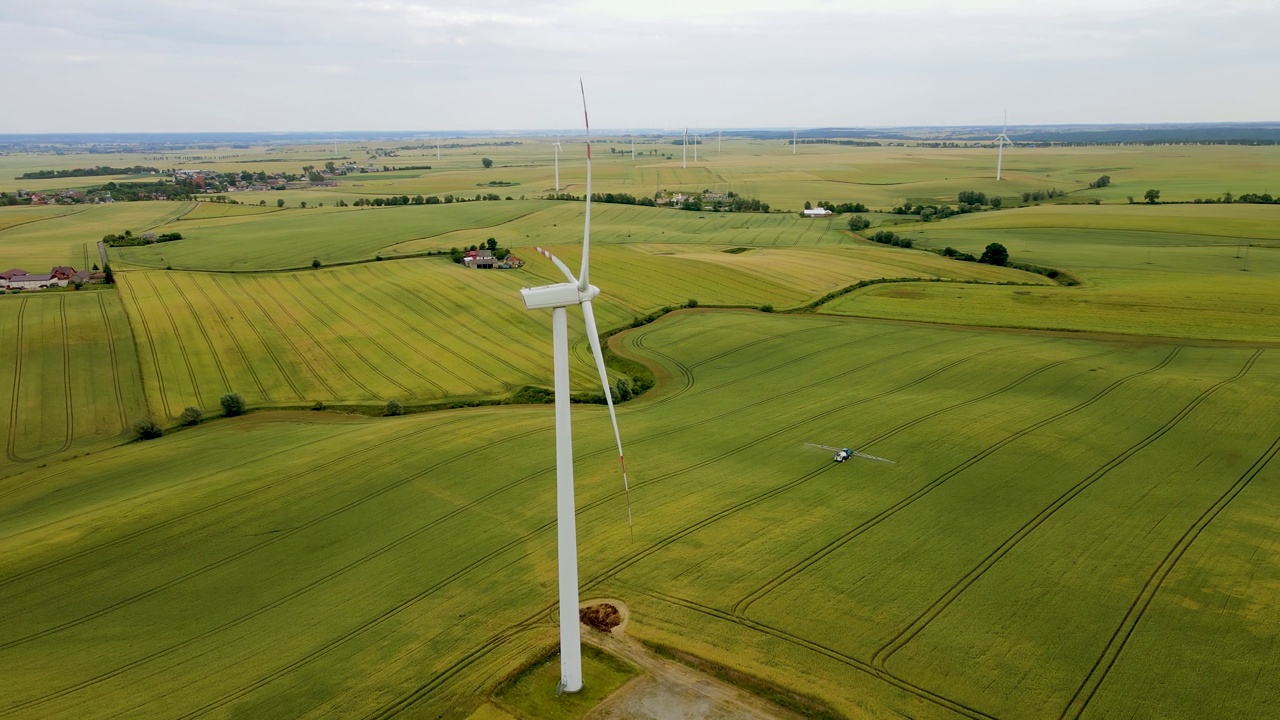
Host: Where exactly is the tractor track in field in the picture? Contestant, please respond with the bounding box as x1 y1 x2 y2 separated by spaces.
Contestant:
0 418 462 579
164 274 232 396
726 341 1118 617
1060 415 1280 719
376 265 539 382
234 276 343 399
5 299 29 463
735 346 1184 624
266 275 392 399
135 340 1007 717
869 348 1260 672
209 277 305 402
0 420 553 717
361 267 512 387
315 270 448 396
0 420 549 652
280 274 414 397
95 294 130 435
629 586 1001 720
187 276 268 400
140 272 206 410
55 296 74 455
342 273 468 394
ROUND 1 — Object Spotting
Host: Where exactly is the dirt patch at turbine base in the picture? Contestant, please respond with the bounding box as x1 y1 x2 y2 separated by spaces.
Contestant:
580 603 623 633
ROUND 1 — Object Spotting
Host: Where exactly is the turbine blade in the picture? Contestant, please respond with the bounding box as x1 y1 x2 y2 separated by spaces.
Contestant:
534 246 578 284
579 79 593 291
582 298 632 539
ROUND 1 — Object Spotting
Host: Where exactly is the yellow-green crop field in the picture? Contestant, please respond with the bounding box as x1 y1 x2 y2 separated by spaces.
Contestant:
2 314 1277 719
0 291 146 477
1 139 1279 719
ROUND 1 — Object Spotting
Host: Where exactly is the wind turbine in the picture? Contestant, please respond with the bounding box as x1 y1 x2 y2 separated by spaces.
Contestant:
631 136 635 160
519 81 632 694
693 134 699 162
554 136 563 191
994 113 1013 181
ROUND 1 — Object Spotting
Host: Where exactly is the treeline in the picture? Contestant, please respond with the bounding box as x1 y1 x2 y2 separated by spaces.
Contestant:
1022 188 1067 202
796 139 881 147
93 180 193 201
102 230 183 247
348 192 509 207
1193 191 1280 204
811 201 870 213
17 165 159 180
865 230 914 248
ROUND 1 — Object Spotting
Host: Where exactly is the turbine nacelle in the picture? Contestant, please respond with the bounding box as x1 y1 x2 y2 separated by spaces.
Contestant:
520 282 599 310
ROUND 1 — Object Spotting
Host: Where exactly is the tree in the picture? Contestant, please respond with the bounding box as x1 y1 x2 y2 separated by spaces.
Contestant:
103 264 115 284
979 242 1009 266
133 418 164 440
311 258 322 269
179 406 203 426
686 298 698 308
384 399 404 416
481 157 493 169
277 198 285 208
1144 189 1161 204
486 237 498 252
990 196 1003 209
300 201 307 208
220 393 246 417
1089 175 1111 189
847 215 871 231
803 201 812 210
615 378 633 401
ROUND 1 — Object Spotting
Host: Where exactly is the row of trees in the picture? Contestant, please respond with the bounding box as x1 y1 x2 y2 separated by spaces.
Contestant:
17 165 159 180
102 230 183 247
1192 191 1280 204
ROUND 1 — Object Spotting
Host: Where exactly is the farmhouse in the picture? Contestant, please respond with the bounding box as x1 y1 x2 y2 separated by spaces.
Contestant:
463 249 498 269
802 207 833 217
502 254 524 268
8 273 58 290
0 266 94 290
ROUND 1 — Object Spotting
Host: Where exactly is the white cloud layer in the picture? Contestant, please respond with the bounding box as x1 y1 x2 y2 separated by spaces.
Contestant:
1 0 1277 132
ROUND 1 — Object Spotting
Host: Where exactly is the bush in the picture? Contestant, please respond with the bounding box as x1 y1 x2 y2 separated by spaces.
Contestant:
847 215 871 231
311 400 325 411
760 304 774 313
134 418 164 439
179 406 203 426
220 393 246 417
311 258 322 269
385 399 405 416
686 298 698 308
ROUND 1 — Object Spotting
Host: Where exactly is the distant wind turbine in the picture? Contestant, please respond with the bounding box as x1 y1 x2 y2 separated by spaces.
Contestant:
519 81 632 694
994 113 1014 181
554 136 563 191
631 136 635 160
693 134 699 162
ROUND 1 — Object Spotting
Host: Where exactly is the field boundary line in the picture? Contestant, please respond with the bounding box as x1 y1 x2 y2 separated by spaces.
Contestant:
1061 423 1280 719
871 349 1262 670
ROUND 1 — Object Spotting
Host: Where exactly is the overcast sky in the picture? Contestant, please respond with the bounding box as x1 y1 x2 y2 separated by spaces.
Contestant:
2 0 1277 133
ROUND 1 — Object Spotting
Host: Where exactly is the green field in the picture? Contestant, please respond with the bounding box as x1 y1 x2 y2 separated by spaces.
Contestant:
0 291 147 477
1 313 1276 719
1 140 1279 718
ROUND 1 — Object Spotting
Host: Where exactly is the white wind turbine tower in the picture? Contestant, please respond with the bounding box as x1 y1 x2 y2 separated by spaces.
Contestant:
693 134 699 162
519 80 633 694
553 136 563 191
631 136 635 160
994 113 1014 181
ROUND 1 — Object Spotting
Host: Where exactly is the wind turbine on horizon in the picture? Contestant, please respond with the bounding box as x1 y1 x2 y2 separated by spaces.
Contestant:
792 129 797 155
519 81 633 695
554 136 563 191
693 134 699 162
994 113 1014 181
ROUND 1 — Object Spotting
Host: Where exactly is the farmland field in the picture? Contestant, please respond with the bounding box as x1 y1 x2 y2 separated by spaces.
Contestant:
1 312 1277 719
114 247 1042 417
1 138 1279 719
0 291 147 477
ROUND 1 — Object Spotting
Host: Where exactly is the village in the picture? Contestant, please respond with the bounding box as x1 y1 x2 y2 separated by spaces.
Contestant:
1 266 104 291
